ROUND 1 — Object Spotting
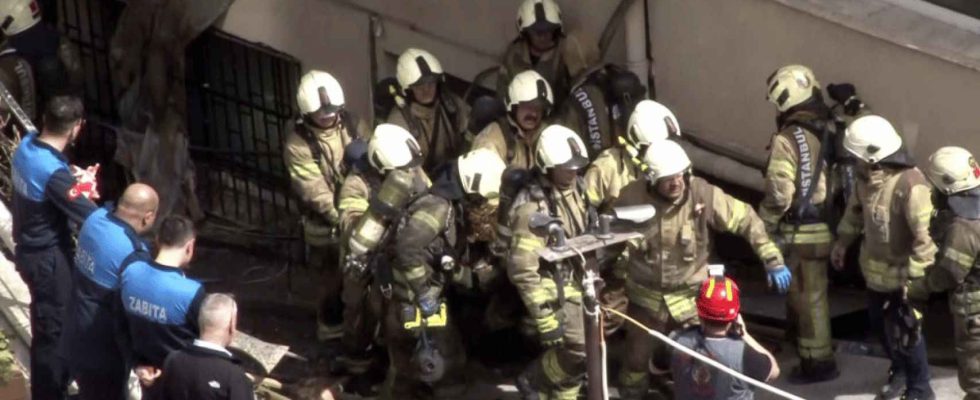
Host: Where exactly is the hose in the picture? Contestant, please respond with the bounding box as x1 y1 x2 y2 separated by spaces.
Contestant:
602 307 805 400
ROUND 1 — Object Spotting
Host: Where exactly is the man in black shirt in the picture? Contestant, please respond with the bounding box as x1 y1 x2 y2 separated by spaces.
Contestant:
670 275 780 399
159 293 254 400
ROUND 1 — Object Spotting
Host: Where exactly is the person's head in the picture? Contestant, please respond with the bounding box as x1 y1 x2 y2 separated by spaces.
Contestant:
516 0 562 54
457 148 506 206
765 64 819 113
535 125 588 190
843 114 903 172
925 146 980 218
198 293 238 347
297 70 345 130
116 183 159 234
366 124 423 175
0 0 43 37
624 99 680 152
41 96 85 142
506 70 553 132
696 276 741 334
156 215 196 268
641 140 691 201
396 48 444 106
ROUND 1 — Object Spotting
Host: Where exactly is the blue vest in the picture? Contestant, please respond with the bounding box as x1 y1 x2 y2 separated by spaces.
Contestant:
59 207 150 371
120 260 203 367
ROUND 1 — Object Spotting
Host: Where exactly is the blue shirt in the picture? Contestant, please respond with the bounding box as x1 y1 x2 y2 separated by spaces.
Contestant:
11 132 96 251
120 260 204 367
59 207 150 371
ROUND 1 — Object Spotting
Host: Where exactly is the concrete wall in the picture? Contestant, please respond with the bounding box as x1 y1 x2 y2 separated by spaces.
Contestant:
648 0 980 164
216 0 626 120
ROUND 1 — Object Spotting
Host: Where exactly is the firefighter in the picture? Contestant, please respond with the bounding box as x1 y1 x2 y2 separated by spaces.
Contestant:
284 69 368 341
559 65 646 159
760 65 838 382
612 140 789 399
334 125 429 384
498 0 598 108
831 115 936 400
473 69 552 171
584 99 679 210
583 99 679 336
0 29 36 122
908 146 980 398
387 48 470 173
506 124 593 400
671 276 780 399
1 0 82 105
11 95 97 400
381 148 506 399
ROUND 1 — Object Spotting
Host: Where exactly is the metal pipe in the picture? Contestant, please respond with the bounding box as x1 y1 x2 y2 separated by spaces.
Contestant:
677 138 766 193
597 0 637 61
624 0 649 89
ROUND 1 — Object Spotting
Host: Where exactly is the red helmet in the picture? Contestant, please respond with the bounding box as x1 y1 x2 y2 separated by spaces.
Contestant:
697 277 740 323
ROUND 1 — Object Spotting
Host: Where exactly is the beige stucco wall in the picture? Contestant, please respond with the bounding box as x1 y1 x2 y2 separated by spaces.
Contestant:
649 0 980 164
216 0 626 120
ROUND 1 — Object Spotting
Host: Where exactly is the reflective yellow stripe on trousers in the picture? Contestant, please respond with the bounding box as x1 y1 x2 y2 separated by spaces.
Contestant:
861 256 904 292
626 281 696 321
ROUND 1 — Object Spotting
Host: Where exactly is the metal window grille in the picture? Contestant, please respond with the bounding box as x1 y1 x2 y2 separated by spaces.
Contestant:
56 0 303 237
185 29 303 235
55 0 126 200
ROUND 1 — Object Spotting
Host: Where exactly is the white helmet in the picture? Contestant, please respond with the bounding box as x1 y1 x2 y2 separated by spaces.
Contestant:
926 146 980 195
367 124 423 172
844 115 903 164
506 70 553 111
296 70 345 115
458 148 506 199
642 140 691 182
396 48 444 90
535 124 589 172
626 100 681 148
766 65 818 112
0 0 41 36
517 0 562 34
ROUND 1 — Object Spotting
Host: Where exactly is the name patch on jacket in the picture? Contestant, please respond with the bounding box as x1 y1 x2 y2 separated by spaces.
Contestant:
127 296 168 323
572 88 602 152
791 127 813 200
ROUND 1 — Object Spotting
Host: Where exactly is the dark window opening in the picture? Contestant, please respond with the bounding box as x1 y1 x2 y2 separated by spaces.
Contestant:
185 29 303 236
56 0 126 201
922 0 980 20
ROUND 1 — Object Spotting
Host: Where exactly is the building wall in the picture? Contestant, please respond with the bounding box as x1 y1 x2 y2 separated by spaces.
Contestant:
216 0 626 120
648 0 980 163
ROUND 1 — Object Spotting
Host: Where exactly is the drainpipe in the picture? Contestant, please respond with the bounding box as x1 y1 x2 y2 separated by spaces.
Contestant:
624 0 652 95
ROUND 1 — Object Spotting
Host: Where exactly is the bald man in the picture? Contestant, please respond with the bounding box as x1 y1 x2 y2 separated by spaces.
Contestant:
159 293 254 400
59 183 159 400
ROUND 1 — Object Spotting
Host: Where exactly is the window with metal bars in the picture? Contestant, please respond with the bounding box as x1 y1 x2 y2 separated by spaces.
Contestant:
55 0 303 236
55 0 126 201
185 29 303 235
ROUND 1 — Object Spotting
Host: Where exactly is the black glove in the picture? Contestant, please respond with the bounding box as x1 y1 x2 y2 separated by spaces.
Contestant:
827 83 865 116
826 83 856 105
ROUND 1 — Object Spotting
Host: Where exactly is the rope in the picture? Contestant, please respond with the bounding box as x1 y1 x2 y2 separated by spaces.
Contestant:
602 307 805 400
